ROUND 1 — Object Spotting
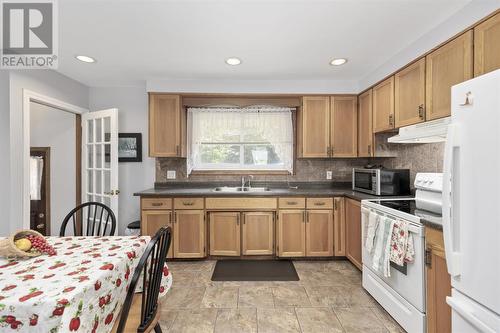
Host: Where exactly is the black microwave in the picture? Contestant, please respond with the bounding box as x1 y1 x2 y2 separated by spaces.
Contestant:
352 168 410 196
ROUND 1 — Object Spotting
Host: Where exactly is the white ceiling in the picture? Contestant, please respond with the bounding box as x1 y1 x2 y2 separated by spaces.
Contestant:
57 0 474 88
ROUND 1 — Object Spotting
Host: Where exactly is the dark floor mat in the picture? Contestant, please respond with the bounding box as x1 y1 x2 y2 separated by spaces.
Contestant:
211 260 299 281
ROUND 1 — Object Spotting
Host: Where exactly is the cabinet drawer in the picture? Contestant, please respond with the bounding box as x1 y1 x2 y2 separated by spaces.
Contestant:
174 198 204 210
206 197 277 210
278 197 306 209
141 198 172 210
306 197 334 209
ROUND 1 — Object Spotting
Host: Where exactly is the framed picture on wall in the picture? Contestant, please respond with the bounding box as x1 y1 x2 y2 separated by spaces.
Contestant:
118 133 142 162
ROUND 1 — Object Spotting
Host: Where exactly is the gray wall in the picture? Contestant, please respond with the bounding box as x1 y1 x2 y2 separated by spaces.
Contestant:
9 70 88 235
30 102 76 235
0 71 10 236
89 86 155 235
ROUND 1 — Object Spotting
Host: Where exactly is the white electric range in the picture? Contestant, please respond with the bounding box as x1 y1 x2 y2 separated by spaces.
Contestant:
361 173 443 333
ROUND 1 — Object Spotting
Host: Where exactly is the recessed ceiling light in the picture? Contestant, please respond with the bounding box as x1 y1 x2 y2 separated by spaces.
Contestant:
330 58 347 66
225 57 242 66
75 55 96 63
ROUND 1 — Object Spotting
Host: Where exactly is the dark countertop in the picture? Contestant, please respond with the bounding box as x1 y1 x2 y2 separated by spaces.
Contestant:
134 181 409 202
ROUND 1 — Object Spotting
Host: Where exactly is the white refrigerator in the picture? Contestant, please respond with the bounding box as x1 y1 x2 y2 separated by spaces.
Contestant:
443 69 500 333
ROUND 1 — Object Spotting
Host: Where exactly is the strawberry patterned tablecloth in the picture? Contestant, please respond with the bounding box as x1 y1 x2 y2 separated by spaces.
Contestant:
0 236 172 332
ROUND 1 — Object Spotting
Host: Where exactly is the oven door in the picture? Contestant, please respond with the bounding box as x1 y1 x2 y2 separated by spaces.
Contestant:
361 207 425 312
353 169 378 195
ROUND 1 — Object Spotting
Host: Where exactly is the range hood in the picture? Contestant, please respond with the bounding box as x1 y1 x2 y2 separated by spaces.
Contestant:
388 117 450 143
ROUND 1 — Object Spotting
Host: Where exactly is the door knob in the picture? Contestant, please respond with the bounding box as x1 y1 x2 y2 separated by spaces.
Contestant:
36 223 45 229
38 213 45 218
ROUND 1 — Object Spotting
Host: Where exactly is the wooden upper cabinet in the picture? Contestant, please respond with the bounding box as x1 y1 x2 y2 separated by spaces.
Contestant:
373 76 395 133
345 198 362 270
141 210 173 258
395 58 426 127
306 210 333 257
330 96 357 157
173 210 205 258
474 12 500 77
358 89 373 157
426 31 473 120
333 197 346 256
242 212 274 256
300 96 330 158
149 94 184 157
209 212 240 256
277 210 306 257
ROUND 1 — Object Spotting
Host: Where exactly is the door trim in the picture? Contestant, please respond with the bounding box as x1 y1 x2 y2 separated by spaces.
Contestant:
30 147 50 235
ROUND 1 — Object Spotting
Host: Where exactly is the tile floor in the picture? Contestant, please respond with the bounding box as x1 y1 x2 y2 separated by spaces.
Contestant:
159 260 406 333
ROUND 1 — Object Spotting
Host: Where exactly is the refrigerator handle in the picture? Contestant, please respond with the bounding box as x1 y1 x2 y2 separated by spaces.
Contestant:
442 123 461 277
446 297 496 333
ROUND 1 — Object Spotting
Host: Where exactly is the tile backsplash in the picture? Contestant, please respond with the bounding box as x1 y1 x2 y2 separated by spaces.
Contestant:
156 142 444 187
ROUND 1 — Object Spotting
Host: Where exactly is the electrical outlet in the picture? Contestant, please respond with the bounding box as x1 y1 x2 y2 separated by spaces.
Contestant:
326 171 333 180
167 170 176 179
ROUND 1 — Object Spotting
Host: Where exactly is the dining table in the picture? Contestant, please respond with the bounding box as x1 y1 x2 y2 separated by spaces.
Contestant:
0 235 172 332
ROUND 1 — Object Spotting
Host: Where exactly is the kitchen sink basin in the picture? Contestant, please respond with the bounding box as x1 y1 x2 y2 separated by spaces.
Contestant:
213 186 271 192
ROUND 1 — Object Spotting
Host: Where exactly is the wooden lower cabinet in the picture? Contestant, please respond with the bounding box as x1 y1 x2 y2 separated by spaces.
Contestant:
173 210 205 258
242 212 274 255
209 212 241 256
333 197 346 256
277 210 306 257
306 210 334 257
141 210 173 258
426 228 452 333
345 198 362 270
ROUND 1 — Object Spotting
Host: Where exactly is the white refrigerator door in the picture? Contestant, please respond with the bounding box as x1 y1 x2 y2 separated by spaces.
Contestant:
443 70 500 316
447 289 500 333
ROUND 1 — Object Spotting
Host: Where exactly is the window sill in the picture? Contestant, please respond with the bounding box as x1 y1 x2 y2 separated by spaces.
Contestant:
190 170 292 176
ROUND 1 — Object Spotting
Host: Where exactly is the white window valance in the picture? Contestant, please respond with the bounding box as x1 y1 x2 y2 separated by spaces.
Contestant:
187 106 294 174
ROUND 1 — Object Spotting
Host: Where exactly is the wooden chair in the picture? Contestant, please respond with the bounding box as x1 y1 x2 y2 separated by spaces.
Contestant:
60 202 116 236
113 226 172 333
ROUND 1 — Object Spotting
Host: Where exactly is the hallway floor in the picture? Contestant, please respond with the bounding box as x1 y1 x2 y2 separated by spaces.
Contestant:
158 260 405 333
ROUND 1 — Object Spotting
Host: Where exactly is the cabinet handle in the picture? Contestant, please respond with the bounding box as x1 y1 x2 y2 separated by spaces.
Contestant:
286 201 297 205
182 201 194 206
306 211 309 223
389 114 394 126
302 211 306 223
151 202 163 207
334 200 338 210
425 249 432 267
314 202 326 206
368 144 372 156
176 145 180 155
330 147 334 156
418 104 425 119
237 214 240 226
174 212 177 223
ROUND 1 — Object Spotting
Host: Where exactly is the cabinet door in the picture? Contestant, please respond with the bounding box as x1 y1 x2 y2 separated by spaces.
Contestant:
333 197 346 256
395 58 426 127
141 210 173 258
300 96 330 158
474 12 500 77
209 212 241 256
173 210 205 258
358 89 373 157
242 212 274 255
426 31 473 120
330 96 357 157
345 199 362 269
149 94 182 157
305 210 333 257
373 76 395 133
277 210 305 257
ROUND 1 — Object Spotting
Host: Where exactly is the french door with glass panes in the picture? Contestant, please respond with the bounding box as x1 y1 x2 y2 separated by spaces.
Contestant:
82 109 119 225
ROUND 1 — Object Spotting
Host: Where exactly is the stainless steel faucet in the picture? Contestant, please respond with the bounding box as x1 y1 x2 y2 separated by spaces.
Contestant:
241 175 254 188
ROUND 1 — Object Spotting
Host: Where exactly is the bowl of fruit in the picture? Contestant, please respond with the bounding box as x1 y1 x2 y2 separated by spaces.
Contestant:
0 230 57 258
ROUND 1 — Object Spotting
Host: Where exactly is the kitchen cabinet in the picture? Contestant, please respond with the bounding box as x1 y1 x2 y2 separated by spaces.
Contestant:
149 94 184 157
300 96 331 158
357 89 373 157
173 210 205 258
305 210 334 257
277 210 306 257
333 197 346 256
345 198 362 270
241 212 274 255
209 212 241 256
425 31 473 120
373 76 395 133
330 96 357 157
474 12 500 77
141 210 173 258
395 58 426 127
426 227 452 333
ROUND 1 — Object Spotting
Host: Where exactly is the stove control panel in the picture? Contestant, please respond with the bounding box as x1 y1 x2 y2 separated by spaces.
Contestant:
414 173 443 192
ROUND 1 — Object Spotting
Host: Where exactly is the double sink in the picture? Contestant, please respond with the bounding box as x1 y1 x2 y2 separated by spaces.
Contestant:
213 186 271 193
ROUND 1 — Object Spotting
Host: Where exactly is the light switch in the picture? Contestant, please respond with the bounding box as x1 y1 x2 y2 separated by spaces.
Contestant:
167 170 176 179
326 171 333 180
